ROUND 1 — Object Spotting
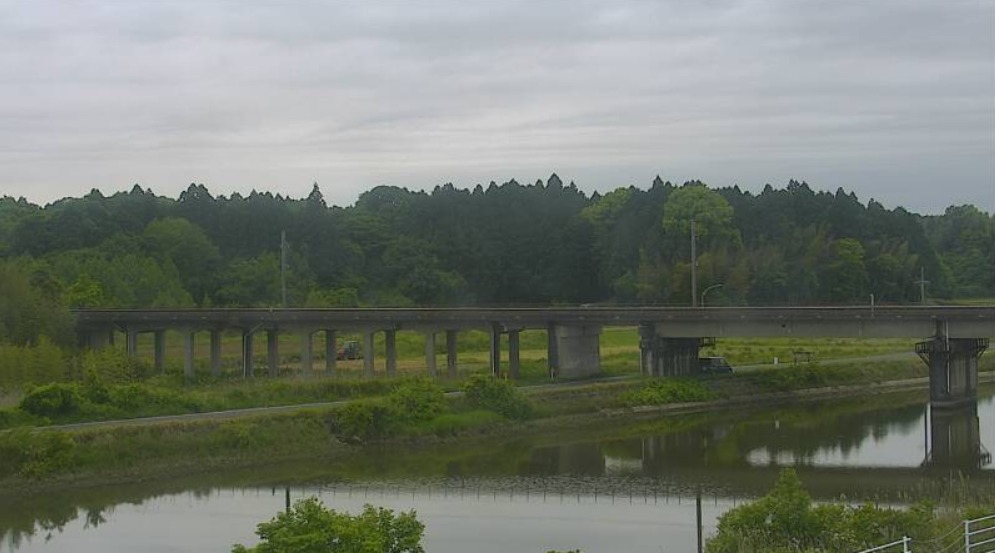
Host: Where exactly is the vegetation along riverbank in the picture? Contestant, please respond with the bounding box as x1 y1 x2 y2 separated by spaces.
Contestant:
1 351 992 499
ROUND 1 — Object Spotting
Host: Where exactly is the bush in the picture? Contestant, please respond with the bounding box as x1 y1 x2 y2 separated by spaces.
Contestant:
19 383 81 417
387 379 447 422
707 469 937 553
617 379 715 407
334 399 399 440
232 497 424 553
461 374 533 420
0 428 78 478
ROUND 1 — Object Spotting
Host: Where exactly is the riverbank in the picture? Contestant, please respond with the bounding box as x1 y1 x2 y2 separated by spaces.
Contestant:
2 359 991 501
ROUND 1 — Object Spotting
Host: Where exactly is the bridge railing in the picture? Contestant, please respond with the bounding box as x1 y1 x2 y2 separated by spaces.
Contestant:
855 537 911 553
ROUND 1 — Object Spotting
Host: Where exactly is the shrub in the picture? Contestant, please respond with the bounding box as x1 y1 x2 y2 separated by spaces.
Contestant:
232 497 425 553
707 469 937 553
387 379 447 422
461 374 533 420
19 383 81 417
617 379 715 407
334 399 399 440
0 428 78 478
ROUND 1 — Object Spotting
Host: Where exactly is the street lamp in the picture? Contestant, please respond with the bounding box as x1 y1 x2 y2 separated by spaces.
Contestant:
700 284 724 308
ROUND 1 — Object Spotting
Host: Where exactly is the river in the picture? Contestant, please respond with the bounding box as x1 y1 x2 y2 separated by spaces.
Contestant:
3 390 993 553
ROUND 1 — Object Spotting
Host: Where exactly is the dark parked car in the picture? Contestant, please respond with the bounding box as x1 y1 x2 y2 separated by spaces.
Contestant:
699 356 733 374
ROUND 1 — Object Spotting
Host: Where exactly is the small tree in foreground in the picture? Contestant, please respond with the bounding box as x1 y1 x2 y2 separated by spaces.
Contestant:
232 497 424 553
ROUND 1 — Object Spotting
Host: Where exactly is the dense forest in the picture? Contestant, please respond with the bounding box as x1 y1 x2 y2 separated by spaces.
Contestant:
0 175 992 347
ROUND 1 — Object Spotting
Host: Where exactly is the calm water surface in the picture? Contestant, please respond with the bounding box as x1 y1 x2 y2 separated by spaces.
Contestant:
3 390 993 553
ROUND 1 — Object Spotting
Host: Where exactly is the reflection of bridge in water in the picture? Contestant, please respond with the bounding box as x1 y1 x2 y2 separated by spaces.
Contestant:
519 401 994 501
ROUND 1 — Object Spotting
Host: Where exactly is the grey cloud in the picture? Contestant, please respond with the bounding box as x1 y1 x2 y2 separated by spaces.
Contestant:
0 0 991 214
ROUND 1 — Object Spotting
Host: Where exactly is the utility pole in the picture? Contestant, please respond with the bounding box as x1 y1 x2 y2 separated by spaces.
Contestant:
280 230 287 308
690 217 698 307
914 266 929 305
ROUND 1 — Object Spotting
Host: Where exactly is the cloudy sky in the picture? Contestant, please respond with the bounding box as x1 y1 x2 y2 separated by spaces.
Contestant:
1 0 992 214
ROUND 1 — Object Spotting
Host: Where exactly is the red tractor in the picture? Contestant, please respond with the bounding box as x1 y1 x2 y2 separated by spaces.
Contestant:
336 340 362 360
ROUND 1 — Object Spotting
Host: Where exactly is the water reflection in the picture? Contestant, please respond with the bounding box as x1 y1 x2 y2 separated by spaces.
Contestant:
925 401 991 469
3 391 994 551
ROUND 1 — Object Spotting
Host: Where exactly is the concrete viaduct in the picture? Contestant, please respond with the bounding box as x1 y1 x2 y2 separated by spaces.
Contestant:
73 306 994 407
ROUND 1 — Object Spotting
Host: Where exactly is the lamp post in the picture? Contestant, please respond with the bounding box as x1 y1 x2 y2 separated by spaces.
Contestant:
700 283 724 308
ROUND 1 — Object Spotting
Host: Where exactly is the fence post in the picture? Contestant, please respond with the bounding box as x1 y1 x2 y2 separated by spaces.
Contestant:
965 518 971 553
903 535 910 553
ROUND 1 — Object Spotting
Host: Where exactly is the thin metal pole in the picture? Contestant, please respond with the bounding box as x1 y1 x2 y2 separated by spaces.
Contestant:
696 486 703 553
280 230 287 307
690 218 698 307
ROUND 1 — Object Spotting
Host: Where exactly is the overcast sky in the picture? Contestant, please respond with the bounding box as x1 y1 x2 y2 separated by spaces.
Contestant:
1 0 992 214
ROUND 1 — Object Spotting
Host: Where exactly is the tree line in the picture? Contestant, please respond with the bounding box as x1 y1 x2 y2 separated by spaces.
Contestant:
0 175 991 344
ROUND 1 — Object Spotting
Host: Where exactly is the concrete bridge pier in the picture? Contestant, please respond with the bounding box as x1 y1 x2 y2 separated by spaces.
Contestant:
267 329 280 377
553 324 601 378
324 329 336 375
385 329 397 377
209 330 222 376
424 331 437 377
446 330 458 378
489 324 502 377
83 327 114 351
153 330 166 372
639 325 701 377
182 329 196 379
363 331 375 377
917 334 988 408
242 330 255 377
126 329 139 357
301 329 314 376
508 329 521 380
547 323 559 377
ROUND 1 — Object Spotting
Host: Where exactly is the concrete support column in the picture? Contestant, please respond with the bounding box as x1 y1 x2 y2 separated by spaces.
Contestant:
126 329 139 357
267 330 280 377
363 331 375 377
446 330 458 378
210 330 222 377
243 331 255 378
659 338 700 377
385 329 397 377
183 330 196 380
546 322 559 377
325 330 337 375
89 328 113 351
917 336 988 408
153 330 166 372
638 324 658 376
554 325 601 378
508 329 521 380
489 324 502 377
425 331 437 377
301 330 314 376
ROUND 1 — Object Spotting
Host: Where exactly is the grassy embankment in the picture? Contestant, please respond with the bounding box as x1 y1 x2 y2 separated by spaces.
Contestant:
0 330 991 493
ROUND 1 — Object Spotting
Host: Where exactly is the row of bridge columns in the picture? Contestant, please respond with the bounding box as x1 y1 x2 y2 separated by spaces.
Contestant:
89 324 605 380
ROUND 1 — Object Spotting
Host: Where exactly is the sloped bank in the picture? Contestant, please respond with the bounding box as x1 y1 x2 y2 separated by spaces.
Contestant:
1 363 991 500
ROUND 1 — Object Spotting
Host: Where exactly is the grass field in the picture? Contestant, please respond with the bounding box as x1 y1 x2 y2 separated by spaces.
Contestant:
117 326 924 380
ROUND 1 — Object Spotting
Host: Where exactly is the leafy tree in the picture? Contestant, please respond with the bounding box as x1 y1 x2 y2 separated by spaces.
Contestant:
231 498 424 553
